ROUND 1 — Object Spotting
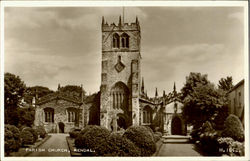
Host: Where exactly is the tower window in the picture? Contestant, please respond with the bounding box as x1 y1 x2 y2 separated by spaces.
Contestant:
113 33 120 48
121 33 129 48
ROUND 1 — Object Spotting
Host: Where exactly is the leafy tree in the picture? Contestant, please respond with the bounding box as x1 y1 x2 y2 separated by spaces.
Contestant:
4 73 26 109
218 76 234 92
17 107 35 127
24 86 54 104
181 72 209 100
181 72 228 129
4 73 26 125
60 85 86 98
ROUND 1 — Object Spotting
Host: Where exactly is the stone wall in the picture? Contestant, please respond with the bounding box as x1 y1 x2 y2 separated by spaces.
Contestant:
34 99 85 133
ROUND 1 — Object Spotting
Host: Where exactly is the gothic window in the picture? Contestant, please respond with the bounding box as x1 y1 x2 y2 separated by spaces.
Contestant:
113 33 120 48
111 82 129 110
67 108 77 122
44 108 54 123
121 33 129 48
143 106 152 124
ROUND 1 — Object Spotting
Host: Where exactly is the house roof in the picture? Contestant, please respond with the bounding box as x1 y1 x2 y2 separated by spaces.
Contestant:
36 91 83 105
229 79 244 93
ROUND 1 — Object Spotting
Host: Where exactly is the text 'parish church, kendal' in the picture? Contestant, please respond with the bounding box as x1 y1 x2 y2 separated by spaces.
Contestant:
33 16 188 136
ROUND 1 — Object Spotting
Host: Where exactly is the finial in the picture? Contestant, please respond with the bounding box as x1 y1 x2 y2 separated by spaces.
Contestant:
141 77 144 94
119 15 122 26
155 87 158 97
163 90 166 97
102 16 105 25
174 82 176 92
136 16 138 24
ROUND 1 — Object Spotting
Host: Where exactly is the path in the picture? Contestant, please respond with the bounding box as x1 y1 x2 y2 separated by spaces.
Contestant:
156 143 202 156
28 133 71 157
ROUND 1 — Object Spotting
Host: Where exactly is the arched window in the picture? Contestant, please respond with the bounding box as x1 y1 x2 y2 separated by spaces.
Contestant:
113 33 120 48
121 33 129 48
111 82 129 110
67 107 77 122
143 106 152 124
44 108 54 123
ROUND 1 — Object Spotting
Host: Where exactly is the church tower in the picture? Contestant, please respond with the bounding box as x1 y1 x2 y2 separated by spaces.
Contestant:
100 16 141 131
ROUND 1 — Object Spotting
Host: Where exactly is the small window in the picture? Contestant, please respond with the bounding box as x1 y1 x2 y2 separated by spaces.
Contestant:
44 108 54 123
67 108 77 122
113 33 120 48
143 106 152 124
121 33 129 48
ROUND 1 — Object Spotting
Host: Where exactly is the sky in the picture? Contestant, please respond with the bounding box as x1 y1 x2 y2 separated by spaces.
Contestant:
4 6 245 97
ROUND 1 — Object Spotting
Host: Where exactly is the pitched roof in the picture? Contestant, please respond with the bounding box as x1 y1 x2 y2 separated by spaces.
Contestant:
36 91 82 105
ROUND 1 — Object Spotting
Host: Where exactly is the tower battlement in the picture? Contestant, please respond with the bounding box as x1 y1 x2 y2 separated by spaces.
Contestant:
102 16 140 32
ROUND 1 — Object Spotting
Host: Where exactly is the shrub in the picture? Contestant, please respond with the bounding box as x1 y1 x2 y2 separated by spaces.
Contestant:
69 129 81 138
197 121 221 156
222 114 244 142
22 127 38 143
154 132 162 142
75 125 111 156
35 125 47 138
217 137 244 156
4 129 16 155
104 133 141 156
5 124 21 151
20 130 34 145
123 125 156 156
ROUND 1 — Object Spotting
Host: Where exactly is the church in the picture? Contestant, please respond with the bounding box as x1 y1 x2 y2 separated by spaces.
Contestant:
34 16 187 135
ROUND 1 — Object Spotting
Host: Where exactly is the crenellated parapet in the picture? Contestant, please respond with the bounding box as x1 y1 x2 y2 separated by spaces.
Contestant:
102 16 140 32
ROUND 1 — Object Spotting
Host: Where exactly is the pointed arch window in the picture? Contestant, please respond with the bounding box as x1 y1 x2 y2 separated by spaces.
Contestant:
121 33 129 48
44 108 54 123
113 33 120 48
143 106 152 124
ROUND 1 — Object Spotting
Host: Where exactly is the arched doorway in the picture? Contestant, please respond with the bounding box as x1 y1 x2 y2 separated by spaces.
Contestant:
171 116 182 135
117 114 128 130
58 122 65 133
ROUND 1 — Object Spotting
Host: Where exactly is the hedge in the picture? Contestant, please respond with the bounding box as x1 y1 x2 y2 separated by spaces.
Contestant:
123 126 156 156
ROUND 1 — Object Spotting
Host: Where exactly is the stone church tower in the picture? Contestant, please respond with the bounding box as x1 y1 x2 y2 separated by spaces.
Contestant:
100 16 141 131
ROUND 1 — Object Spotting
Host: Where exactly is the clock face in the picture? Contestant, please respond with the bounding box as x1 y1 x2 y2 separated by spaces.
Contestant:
115 61 125 73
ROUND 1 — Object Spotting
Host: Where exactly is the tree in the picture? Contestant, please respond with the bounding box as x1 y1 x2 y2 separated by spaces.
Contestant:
4 73 26 125
24 86 54 104
4 73 26 109
218 76 234 92
181 72 209 100
60 85 86 98
181 72 228 129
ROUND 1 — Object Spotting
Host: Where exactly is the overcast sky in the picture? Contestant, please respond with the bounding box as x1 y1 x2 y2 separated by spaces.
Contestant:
4 7 245 97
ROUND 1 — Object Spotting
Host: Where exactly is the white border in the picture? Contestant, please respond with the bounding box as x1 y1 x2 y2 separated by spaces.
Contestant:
0 1 249 161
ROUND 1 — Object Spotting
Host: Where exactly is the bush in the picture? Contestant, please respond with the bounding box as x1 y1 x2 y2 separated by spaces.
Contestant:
196 121 221 156
5 124 21 152
217 137 244 156
35 125 47 138
123 125 156 156
5 129 16 155
20 130 34 145
222 114 244 142
104 133 141 156
69 129 81 138
22 127 38 143
75 125 111 156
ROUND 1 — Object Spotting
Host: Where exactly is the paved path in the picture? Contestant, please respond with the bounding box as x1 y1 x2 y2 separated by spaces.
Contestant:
156 143 202 156
28 133 71 157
